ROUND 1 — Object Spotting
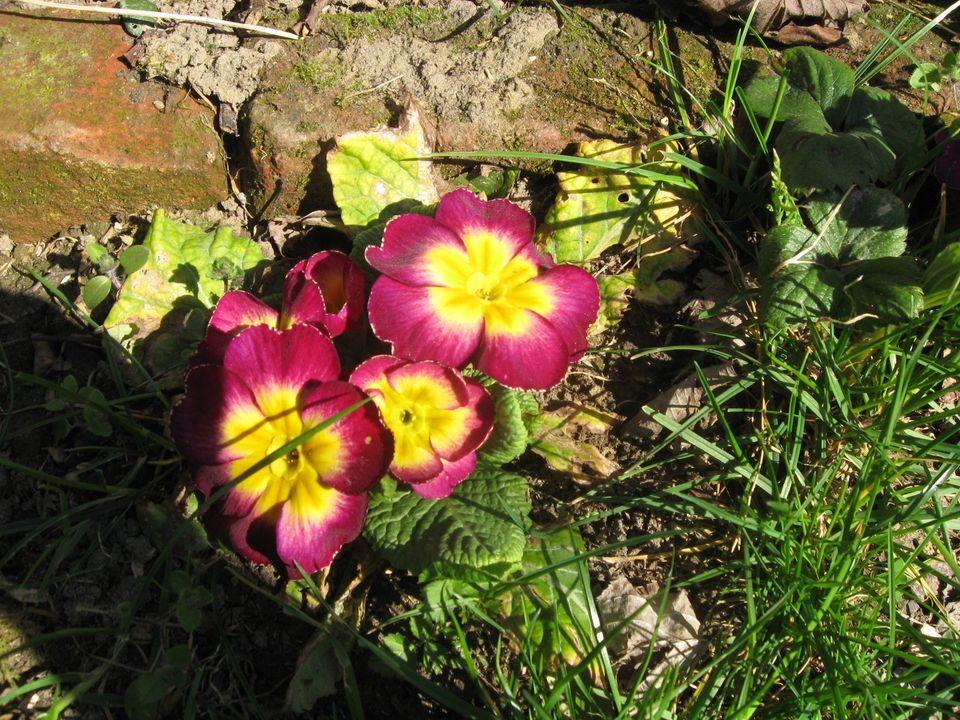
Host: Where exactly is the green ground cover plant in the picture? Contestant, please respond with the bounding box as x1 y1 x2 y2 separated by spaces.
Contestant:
2 2 960 718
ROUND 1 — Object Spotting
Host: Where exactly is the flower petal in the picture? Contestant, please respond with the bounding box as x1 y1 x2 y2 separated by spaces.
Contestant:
368 278 483 368
171 364 260 466
192 291 279 367
410 453 477 499
434 188 536 268
223 324 341 398
475 311 570 389
275 484 368 576
282 251 365 336
299 381 393 494
366 214 469 287
524 265 600 361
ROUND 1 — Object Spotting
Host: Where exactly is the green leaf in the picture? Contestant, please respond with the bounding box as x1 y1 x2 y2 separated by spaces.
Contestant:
777 124 895 192
477 384 533 466
909 62 941 91
82 275 113 310
840 257 923 322
805 187 907 260
501 526 597 670
327 107 439 227
175 586 213 633
79 386 112 437
923 242 960 308
540 140 687 264
759 188 916 328
286 630 340 712
119 245 150 275
364 471 530 574
119 0 158 37
593 273 633 333
845 87 923 175
759 224 840 329
103 210 264 383
741 76 825 125
466 168 520 198
781 47 855 127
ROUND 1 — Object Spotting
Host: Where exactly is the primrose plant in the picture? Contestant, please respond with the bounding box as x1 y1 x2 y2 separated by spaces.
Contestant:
171 188 600 577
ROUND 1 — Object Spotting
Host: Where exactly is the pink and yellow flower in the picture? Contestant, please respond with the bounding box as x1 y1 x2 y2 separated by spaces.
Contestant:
350 355 495 499
365 189 600 390
172 323 393 576
192 250 365 367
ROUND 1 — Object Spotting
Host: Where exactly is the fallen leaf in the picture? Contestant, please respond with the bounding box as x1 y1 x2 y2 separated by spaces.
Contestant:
692 0 865 43
528 403 622 481
625 363 738 439
597 577 703 689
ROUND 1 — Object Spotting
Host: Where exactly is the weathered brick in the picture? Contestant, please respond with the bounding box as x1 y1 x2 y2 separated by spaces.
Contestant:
0 11 226 242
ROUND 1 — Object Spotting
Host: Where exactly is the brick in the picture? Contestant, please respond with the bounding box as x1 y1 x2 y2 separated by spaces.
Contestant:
0 11 226 242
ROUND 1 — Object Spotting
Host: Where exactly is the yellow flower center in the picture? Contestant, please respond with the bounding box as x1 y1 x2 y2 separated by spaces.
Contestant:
425 229 554 336
222 387 342 519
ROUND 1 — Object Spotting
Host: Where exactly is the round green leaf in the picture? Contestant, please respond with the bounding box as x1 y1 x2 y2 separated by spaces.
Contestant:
82 275 113 310
119 244 149 274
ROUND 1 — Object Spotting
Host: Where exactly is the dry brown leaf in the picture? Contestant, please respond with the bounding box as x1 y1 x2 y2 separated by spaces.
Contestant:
693 0 866 42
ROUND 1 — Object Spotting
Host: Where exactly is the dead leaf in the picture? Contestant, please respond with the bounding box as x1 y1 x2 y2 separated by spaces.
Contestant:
626 363 738 439
692 0 865 43
528 403 622 482
597 577 703 689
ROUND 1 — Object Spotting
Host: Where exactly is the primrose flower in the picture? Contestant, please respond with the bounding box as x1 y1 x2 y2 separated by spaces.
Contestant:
192 250 365 367
172 324 393 576
350 355 495 499
366 189 600 390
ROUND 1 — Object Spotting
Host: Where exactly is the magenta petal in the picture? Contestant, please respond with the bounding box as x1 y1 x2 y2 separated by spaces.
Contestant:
282 251 365 337
300 381 393 494
275 491 368 576
171 365 258 466
528 266 600 361
193 291 279 367
410 453 477 499
445 378 496 459
368 278 482 368
434 188 536 263
348 354 406 391
366 214 467 287
384 361 473 408
475 313 570 390
223 324 341 395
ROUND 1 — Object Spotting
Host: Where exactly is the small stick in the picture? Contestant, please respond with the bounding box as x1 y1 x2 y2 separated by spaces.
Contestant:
12 0 299 39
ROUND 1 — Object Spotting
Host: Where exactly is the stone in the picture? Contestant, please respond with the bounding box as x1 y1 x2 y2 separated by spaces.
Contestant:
0 11 226 243
242 3 660 216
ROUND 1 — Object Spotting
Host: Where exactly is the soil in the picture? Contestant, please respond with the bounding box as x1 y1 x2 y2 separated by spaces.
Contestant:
1 0 958 718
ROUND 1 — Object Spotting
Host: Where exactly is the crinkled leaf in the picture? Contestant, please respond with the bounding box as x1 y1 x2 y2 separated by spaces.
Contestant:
778 125 894 191
741 76 826 125
759 224 841 328
923 243 960 308
477 384 534 466
501 526 598 671
845 87 924 175
327 106 439 227
781 46 855 126
806 187 907 260
528 404 620 481
594 273 634 333
840 257 922 323
364 472 530 574
82 275 112 310
760 188 916 328
466 168 520 199
285 630 340 712
103 210 264 382
540 140 694 264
